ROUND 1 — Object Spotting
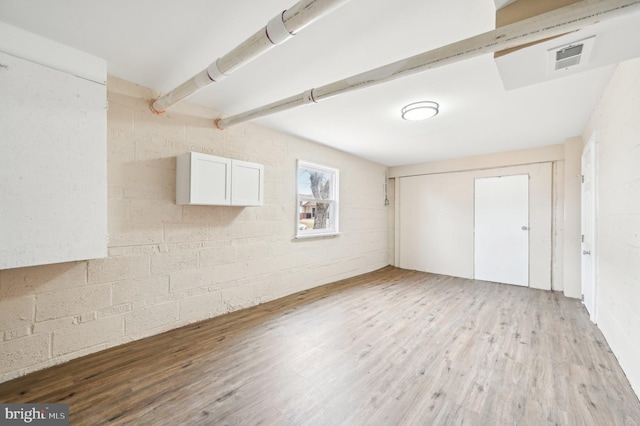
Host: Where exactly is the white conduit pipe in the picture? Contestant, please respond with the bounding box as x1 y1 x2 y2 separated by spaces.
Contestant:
215 0 640 129
151 0 351 114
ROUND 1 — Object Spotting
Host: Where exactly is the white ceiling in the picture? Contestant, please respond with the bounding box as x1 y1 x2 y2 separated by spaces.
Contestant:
1 0 639 166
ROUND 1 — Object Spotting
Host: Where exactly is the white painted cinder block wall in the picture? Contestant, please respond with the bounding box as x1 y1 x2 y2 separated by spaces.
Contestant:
0 77 390 383
583 57 640 397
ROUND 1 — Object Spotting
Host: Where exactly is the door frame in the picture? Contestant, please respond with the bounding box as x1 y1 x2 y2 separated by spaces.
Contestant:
581 131 598 323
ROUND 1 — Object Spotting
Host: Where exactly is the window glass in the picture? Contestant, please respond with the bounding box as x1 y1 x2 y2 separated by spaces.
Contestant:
296 161 339 238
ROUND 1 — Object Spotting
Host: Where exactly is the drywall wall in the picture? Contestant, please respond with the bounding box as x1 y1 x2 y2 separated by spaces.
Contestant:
582 57 640 398
390 144 575 291
0 77 389 383
552 161 566 292
396 163 552 289
562 137 584 299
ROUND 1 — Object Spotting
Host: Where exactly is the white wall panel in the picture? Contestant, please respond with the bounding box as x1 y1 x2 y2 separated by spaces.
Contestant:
398 172 473 278
0 49 107 269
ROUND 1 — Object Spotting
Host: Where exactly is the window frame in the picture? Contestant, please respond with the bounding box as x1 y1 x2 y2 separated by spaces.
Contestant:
295 160 340 239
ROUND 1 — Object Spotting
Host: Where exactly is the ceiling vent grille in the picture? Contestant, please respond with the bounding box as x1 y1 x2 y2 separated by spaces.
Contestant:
547 36 596 73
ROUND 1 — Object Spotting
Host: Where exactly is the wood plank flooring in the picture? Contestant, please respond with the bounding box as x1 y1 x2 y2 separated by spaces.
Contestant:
1 266 639 425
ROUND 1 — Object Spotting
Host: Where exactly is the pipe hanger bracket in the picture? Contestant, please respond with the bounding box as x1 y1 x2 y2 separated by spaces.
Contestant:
207 59 228 82
303 89 317 104
266 11 293 45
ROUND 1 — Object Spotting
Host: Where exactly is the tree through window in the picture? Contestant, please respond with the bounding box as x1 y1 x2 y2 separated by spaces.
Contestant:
296 160 339 238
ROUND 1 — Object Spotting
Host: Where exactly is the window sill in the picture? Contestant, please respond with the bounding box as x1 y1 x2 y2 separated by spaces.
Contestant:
294 232 341 240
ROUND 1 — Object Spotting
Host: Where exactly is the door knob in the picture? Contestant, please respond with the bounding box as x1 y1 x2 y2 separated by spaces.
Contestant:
521 226 529 231
583 250 591 255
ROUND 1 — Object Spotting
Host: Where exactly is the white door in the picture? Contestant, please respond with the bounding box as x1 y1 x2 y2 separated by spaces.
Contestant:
398 173 474 278
581 134 597 322
474 175 529 286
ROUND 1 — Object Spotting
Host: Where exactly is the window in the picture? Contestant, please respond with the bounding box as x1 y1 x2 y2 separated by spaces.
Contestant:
296 160 339 238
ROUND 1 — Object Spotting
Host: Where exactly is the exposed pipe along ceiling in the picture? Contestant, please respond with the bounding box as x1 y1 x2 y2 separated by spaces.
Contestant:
150 0 352 114
214 0 640 129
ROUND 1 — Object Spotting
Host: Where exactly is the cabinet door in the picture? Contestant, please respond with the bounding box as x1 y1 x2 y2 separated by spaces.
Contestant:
176 152 231 205
231 160 264 206
191 153 231 205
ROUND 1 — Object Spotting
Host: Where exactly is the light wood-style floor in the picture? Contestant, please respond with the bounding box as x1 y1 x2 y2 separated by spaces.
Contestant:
1 266 639 425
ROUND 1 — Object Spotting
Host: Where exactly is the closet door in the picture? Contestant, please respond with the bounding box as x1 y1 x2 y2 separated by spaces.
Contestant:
398 172 474 279
474 174 529 286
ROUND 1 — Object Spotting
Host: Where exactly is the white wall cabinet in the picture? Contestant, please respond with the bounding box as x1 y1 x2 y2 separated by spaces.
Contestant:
176 152 264 206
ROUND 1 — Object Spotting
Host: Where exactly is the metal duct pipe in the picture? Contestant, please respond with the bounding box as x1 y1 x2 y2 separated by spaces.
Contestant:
215 0 640 129
151 0 351 114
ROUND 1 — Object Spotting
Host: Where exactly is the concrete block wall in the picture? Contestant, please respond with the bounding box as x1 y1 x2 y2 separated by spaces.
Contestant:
583 57 640 397
0 77 389 383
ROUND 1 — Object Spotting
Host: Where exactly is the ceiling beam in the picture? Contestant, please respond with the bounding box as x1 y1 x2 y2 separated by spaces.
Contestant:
495 0 582 58
215 0 640 129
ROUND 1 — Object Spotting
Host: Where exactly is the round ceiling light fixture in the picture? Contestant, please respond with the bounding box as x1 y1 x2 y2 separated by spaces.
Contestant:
401 101 439 121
